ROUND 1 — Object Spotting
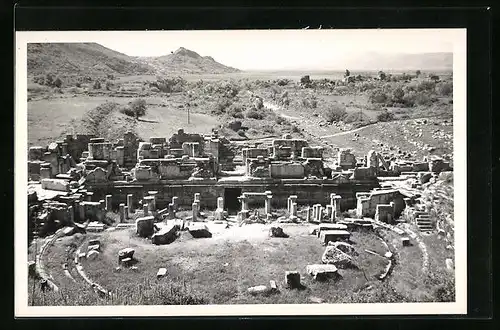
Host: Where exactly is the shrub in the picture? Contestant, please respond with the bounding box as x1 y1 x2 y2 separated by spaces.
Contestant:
417 80 436 92
93 80 102 89
227 104 244 118
414 92 433 106
322 103 347 123
227 120 242 131
211 98 233 115
376 110 395 122
275 116 287 125
120 99 147 118
105 80 113 91
152 76 186 93
253 97 264 109
369 90 388 104
237 129 246 137
392 87 405 102
300 75 311 85
75 82 82 88
437 82 453 96
246 107 264 120
53 77 63 88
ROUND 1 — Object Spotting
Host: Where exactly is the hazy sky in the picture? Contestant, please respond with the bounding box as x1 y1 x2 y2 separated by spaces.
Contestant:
21 29 462 70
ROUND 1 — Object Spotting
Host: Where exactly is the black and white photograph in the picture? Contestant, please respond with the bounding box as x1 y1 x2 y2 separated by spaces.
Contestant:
15 28 467 316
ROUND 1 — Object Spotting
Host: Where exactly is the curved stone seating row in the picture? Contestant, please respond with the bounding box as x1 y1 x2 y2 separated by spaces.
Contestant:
74 243 109 297
35 227 72 292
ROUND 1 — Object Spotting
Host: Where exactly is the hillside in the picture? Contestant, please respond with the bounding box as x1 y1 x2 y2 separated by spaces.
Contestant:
27 43 154 77
138 47 241 75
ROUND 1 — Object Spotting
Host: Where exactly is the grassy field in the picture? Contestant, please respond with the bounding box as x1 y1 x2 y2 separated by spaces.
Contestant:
29 219 454 306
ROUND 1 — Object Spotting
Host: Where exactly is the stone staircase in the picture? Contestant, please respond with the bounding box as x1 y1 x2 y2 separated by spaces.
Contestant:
414 211 433 232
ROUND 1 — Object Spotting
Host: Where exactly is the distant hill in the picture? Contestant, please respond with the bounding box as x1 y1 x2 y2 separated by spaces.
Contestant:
348 52 453 71
137 47 241 74
27 43 154 77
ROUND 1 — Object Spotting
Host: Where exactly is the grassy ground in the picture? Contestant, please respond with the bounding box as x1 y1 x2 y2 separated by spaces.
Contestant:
29 220 454 306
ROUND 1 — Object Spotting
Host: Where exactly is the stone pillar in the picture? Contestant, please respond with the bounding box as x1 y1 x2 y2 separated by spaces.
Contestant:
264 196 272 215
143 203 149 216
68 206 74 224
239 195 248 212
168 203 175 219
326 205 333 221
148 191 158 210
127 194 134 213
124 206 129 220
194 193 201 203
99 199 105 210
172 196 179 211
192 202 198 221
287 197 292 214
306 206 312 222
288 195 297 214
105 195 112 212
217 197 224 210
290 202 298 217
332 195 341 220
86 192 94 202
318 206 324 222
144 196 155 212
119 203 125 223
79 202 85 221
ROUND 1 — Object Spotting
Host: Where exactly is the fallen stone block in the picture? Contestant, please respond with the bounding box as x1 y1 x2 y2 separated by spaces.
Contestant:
86 250 99 260
317 223 349 237
327 241 357 256
136 216 155 238
41 178 71 192
87 244 100 252
269 226 289 238
120 257 133 267
152 224 179 245
306 264 339 281
284 271 301 289
247 285 269 295
118 248 135 262
321 245 353 268
188 223 212 238
401 237 411 246
157 268 167 278
269 280 278 291
320 230 351 245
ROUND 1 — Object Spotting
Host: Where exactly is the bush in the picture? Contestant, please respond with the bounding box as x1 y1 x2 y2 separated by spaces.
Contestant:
369 90 388 104
437 82 453 96
414 92 433 106
376 110 395 122
227 120 242 131
211 98 233 115
237 129 246 137
254 97 264 109
322 103 347 123
93 80 102 89
227 104 244 118
53 77 63 88
246 107 264 120
417 80 436 92
152 76 186 93
392 87 405 102
120 98 147 118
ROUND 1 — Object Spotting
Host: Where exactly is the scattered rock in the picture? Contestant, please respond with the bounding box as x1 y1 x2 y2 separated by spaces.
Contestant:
157 268 167 278
188 223 212 238
309 296 324 304
384 251 393 259
247 285 268 295
306 264 339 281
86 250 99 260
269 226 289 238
118 248 135 261
152 224 179 245
284 271 301 289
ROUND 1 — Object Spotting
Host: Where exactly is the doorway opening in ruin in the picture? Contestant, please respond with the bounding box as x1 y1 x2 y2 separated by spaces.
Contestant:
224 188 242 214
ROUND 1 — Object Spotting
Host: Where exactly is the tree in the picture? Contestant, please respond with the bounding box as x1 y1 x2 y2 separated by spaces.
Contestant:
53 77 63 88
392 87 405 102
129 98 147 118
378 71 386 81
300 75 311 86
416 70 422 77
344 69 350 77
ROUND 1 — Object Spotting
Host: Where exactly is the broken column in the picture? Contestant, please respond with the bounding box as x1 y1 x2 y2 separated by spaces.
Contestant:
194 193 201 203
330 194 342 221
214 197 224 221
239 195 249 212
144 196 155 212
171 196 179 211
99 199 105 210
68 205 74 224
79 202 85 221
105 195 112 212
124 206 129 220
290 202 298 220
119 203 125 223
86 192 94 202
143 203 149 216
192 202 198 221
264 195 272 215
288 195 297 214
306 206 312 222
325 205 333 222
168 203 175 219
127 194 134 213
